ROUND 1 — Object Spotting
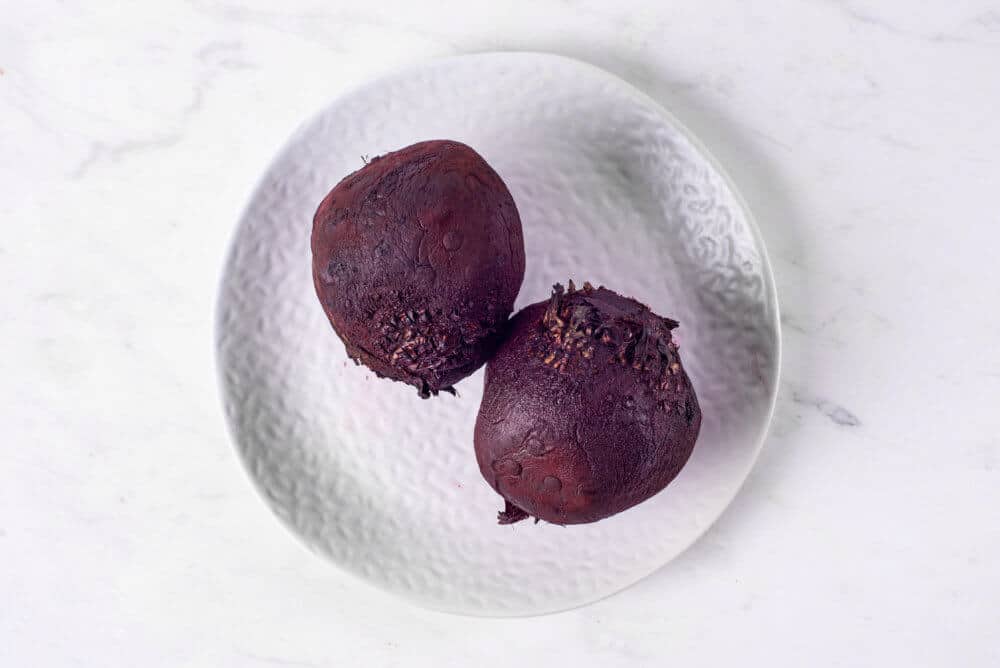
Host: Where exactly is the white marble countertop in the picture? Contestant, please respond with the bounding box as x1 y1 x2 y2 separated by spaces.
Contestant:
5 1 999 665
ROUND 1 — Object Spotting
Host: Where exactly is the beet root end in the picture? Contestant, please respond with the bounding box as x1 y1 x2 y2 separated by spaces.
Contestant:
497 500 529 525
417 380 458 399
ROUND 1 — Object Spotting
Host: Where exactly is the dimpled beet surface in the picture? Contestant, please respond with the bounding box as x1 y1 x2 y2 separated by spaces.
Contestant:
311 140 525 397
474 282 702 525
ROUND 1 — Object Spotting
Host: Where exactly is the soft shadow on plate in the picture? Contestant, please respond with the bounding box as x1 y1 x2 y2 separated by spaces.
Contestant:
511 44 808 589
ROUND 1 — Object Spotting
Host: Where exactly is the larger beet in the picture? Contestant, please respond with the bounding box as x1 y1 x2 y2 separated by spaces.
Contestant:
474 282 701 525
311 140 525 397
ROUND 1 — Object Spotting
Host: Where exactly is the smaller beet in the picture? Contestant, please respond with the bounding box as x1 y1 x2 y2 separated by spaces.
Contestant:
311 140 525 397
474 282 701 525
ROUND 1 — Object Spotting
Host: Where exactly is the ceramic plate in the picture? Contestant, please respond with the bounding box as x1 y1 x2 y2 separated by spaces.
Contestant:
215 52 780 616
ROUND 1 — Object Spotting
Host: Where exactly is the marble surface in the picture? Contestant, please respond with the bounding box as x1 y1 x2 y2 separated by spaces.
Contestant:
4 1 999 665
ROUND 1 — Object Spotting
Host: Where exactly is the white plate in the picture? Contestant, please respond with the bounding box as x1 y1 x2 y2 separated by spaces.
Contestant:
215 52 780 616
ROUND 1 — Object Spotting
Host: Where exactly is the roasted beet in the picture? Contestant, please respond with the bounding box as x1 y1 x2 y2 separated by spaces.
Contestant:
474 282 701 524
311 140 525 397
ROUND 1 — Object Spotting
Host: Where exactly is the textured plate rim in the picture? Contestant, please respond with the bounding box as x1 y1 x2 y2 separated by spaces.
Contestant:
213 50 782 617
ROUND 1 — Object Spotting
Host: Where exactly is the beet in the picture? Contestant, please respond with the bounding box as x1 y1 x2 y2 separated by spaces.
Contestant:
474 282 701 524
311 140 525 397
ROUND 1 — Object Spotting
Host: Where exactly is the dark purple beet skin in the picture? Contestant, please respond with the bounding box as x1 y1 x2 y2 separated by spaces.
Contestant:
311 140 525 397
474 282 702 525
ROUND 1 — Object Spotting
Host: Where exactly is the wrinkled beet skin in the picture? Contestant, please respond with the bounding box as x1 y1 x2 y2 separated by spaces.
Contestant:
474 283 701 525
311 140 525 397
